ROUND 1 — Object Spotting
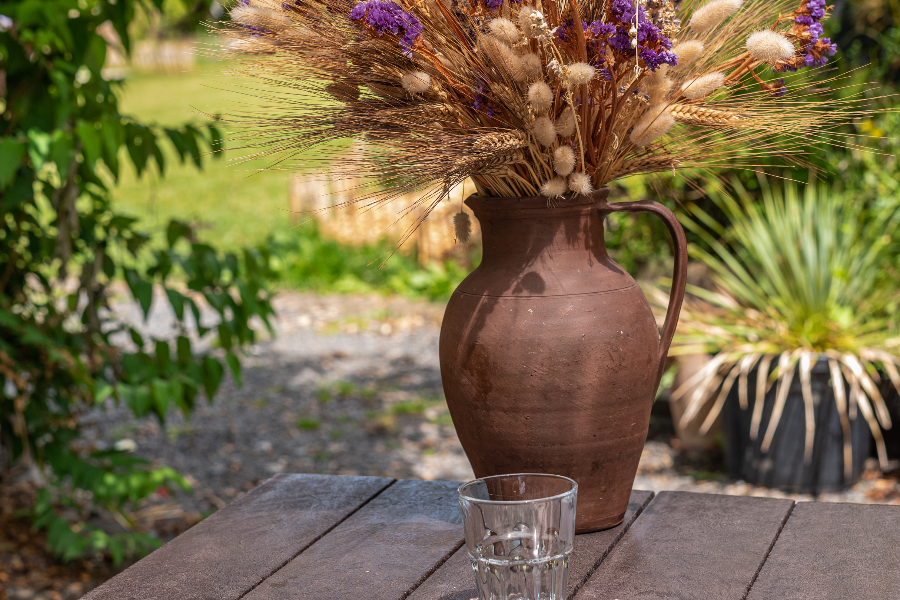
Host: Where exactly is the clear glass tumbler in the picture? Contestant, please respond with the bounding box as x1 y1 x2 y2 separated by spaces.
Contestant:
457 473 578 600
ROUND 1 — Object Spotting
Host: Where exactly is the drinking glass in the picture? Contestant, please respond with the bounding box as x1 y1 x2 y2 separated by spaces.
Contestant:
457 473 577 600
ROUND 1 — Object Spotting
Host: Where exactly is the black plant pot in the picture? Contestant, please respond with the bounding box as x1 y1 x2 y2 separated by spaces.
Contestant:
722 358 871 494
880 380 900 463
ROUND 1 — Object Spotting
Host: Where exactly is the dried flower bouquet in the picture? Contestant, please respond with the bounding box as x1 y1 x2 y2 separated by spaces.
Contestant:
222 0 862 236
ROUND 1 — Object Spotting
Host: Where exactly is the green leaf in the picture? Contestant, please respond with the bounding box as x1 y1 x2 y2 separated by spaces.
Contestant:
124 270 153 318
208 123 224 160
155 340 172 374
151 378 170 416
165 128 189 163
121 352 156 384
27 129 52 169
50 130 75 177
176 336 191 364
226 352 243 387
108 537 125 567
202 357 224 400
217 323 233 349
0 138 27 189
182 125 203 169
125 124 151 177
165 288 185 321
102 254 116 279
1 173 35 211
100 120 124 179
129 328 144 349
166 220 192 247
123 385 152 418
151 136 166 176
95 384 115 403
188 298 208 336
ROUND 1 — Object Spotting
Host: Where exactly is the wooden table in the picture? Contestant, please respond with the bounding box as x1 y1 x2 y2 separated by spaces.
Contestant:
84 474 900 599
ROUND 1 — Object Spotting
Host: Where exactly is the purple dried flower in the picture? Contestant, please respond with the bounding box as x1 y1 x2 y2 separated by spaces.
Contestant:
774 78 787 96
472 81 499 119
611 0 636 24
557 19 588 42
777 0 838 73
588 21 615 37
808 0 826 19
809 21 823 43
349 1 423 56
608 31 631 53
641 47 678 71
604 1 678 71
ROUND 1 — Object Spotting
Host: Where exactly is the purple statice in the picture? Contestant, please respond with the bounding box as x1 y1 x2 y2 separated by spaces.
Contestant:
808 21 823 43
587 21 615 37
804 37 837 66
349 1 423 56
611 0 637 23
805 0 827 20
770 78 787 97
605 0 678 71
584 21 615 71
776 0 837 71
556 19 588 42
481 0 504 10
472 81 499 119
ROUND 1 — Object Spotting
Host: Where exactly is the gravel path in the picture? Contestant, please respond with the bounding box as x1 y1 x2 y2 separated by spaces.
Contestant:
80 292 476 522
81 289 900 522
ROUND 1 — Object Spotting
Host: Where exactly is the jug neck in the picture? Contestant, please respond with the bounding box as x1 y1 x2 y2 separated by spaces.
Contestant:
466 189 612 264
458 189 636 298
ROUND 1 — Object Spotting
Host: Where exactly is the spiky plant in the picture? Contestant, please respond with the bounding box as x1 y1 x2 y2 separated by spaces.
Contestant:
218 0 876 243
654 179 900 476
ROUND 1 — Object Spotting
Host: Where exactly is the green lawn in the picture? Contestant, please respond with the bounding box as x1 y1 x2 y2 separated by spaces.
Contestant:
113 60 336 250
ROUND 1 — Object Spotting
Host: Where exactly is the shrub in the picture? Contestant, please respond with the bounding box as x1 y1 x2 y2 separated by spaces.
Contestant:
0 0 272 564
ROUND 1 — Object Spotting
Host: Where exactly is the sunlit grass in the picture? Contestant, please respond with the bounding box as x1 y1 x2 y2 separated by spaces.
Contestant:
112 60 344 250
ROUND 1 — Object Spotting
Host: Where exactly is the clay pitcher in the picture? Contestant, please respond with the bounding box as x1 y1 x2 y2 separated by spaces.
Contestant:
439 188 687 532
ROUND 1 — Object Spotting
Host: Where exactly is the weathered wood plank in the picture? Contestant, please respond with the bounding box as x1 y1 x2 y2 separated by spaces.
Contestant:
575 491 794 600
566 490 655 599
747 502 900 599
406 490 654 600
243 479 464 600
83 474 392 600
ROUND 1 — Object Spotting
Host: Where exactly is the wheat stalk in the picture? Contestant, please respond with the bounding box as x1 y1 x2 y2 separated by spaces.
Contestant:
670 104 745 126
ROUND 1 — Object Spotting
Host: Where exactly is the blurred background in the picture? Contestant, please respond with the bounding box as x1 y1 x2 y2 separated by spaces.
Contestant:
0 1 898 598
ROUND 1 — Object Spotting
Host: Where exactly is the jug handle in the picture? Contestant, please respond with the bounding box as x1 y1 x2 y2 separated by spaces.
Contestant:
598 200 688 391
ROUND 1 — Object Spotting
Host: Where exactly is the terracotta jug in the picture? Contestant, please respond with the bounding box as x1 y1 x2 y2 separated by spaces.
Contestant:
439 188 687 532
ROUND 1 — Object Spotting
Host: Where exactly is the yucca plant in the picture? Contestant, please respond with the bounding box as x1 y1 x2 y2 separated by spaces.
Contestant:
655 178 900 477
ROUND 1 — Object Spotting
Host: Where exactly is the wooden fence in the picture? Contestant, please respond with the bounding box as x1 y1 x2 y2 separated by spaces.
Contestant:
288 174 479 265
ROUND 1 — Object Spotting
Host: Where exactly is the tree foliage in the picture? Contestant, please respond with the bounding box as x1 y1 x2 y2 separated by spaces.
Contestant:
0 0 273 564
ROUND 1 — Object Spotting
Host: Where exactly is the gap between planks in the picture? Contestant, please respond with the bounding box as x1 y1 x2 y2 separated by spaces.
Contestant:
400 538 468 600
568 491 656 600
741 500 796 600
